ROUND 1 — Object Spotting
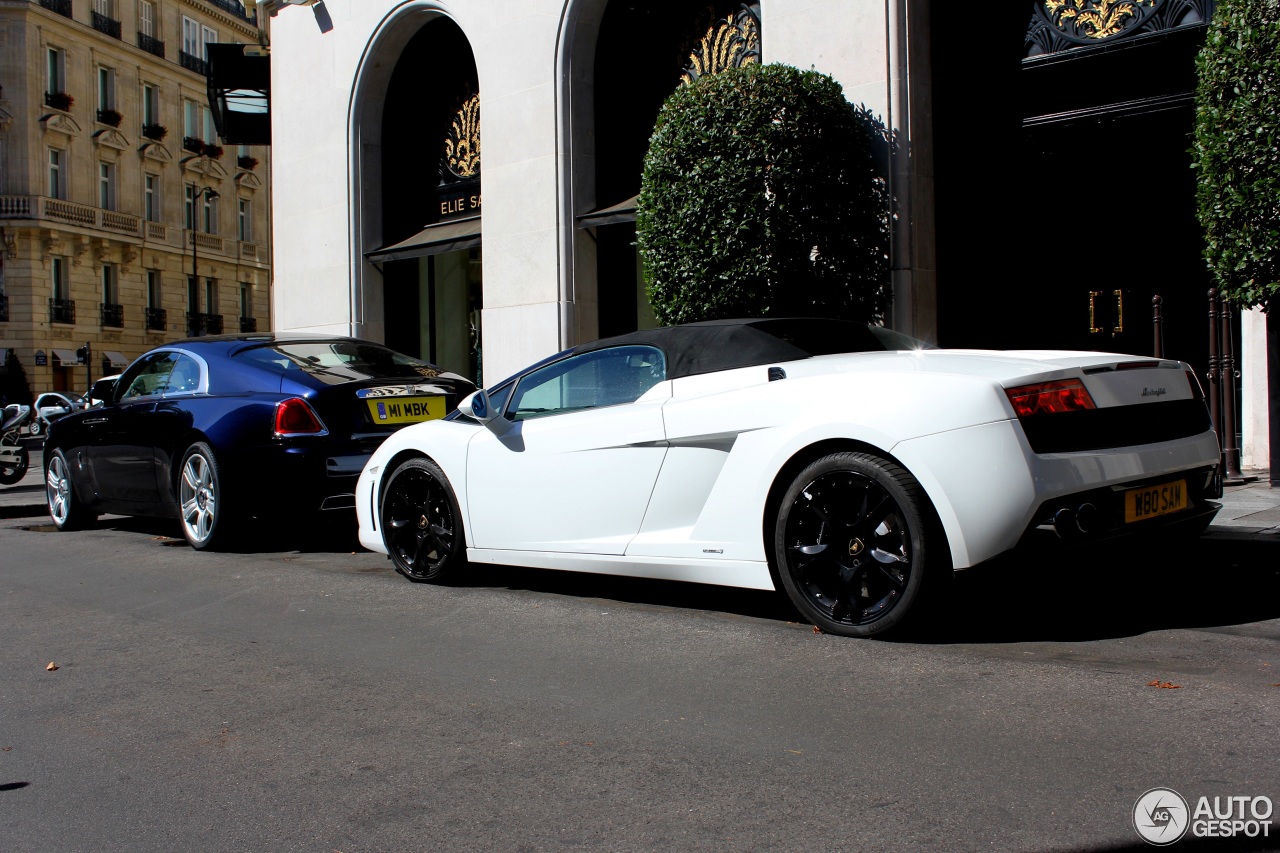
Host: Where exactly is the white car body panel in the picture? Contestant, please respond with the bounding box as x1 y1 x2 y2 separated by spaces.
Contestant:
356 336 1220 588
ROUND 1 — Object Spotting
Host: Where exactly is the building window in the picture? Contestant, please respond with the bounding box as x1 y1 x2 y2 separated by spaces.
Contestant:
238 198 251 242
184 99 197 139
47 47 66 95
52 257 69 302
204 278 218 314
99 161 116 210
144 173 159 221
182 17 201 56
48 148 65 199
94 0 114 16
203 191 217 234
147 270 162 308
202 25 218 58
143 84 158 127
185 183 195 230
102 264 119 304
202 106 217 145
98 67 116 110
140 0 154 37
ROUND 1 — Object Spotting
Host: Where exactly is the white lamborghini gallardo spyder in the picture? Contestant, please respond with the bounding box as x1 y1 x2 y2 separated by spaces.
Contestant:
356 318 1221 637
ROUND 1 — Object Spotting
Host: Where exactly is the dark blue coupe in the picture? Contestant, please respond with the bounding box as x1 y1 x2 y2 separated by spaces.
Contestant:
43 335 476 549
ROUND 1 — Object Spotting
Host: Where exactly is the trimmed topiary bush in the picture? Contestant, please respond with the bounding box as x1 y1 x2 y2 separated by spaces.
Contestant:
636 63 891 326
1192 0 1280 310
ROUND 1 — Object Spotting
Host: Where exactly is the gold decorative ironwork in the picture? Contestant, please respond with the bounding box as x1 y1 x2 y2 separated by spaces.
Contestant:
681 6 761 85
443 94 480 180
1043 0 1160 41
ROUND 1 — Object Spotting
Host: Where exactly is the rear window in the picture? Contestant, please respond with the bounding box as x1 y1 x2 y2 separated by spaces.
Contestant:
235 341 446 385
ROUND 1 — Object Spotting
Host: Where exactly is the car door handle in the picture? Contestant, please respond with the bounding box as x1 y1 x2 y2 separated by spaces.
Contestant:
83 417 108 424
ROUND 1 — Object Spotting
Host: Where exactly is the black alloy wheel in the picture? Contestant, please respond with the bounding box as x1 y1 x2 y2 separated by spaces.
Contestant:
774 452 942 638
381 457 465 582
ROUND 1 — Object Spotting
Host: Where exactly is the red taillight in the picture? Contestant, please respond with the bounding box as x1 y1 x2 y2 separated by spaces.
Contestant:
1185 369 1205 401
274 397 327 436
1005 379 1096 418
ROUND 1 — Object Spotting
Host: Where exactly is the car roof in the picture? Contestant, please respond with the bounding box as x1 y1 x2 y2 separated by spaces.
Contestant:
571 318 906 380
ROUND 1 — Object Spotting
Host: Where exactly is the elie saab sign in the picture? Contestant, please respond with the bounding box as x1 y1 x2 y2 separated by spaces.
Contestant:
437 94 480 222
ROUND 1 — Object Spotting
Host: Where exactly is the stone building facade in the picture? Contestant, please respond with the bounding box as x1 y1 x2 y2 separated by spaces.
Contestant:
0 0 271 396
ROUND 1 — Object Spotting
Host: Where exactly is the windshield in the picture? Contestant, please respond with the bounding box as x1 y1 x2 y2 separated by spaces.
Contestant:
235 341 447 385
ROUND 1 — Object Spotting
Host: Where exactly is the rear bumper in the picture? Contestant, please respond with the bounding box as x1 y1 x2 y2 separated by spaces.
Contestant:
221 441 375 514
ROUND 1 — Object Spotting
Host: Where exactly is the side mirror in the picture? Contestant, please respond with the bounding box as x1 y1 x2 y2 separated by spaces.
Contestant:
458 389 495 423
458 389 511 435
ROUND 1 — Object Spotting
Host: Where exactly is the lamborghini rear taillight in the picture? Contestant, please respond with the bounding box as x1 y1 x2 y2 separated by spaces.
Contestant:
1005 379 1096 418
274 397 328 437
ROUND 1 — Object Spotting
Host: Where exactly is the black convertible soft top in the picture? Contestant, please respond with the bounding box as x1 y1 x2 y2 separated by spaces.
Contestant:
572 318 919 380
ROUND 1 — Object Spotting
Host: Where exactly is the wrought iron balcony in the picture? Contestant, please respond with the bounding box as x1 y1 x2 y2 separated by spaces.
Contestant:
142 123 168 142
45 91 74 111
204 0 257 24
182 136 205 154
97 108 123 127
239 316 257 333
100 303 124 328
49 298 76 325
145 307 167 331
40 0 73 18
186 312 223 336
179 51 208 76
91 11 122 39
138 32 165 58
0 294 8 323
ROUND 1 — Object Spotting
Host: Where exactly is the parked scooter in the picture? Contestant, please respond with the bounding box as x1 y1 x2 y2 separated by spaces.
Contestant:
0 403 34 486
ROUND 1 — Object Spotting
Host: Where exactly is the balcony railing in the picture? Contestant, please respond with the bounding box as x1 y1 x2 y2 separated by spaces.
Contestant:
138 32 165 58
49 298 76 325
239 316 257 333
186 312 223 337
1 196 145 239
146 221 167 241
178 51 207 76
142 123 168 141
145 307 167 331
91 11 122 39
205 0 257 24
100 303 124 328
97 108 124 127
0 294 8 323
182 136 205 155
40 0 73 17
193 231 223 252
45 91 74 111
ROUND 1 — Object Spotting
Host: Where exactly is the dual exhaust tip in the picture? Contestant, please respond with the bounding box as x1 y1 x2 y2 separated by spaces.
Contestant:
1052 503 1099 539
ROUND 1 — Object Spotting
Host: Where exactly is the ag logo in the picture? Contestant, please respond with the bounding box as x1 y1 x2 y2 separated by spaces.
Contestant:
1134 787 1190 845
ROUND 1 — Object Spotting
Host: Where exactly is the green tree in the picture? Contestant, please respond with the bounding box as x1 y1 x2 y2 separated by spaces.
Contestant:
1192 0 1280 309
636 63 891 326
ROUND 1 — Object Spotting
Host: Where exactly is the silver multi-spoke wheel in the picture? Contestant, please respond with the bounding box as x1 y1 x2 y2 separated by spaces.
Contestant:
45 448 94 530
46 452 72 525
178 443 224 550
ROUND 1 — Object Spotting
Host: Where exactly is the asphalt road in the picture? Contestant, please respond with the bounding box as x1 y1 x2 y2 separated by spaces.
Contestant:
1 512 1277 852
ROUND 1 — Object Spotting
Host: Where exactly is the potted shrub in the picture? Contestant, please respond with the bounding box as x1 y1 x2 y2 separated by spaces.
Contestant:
142 123 168 141
46 92 74 111
204 145 224 160
97 108 123 127
237 155 258 170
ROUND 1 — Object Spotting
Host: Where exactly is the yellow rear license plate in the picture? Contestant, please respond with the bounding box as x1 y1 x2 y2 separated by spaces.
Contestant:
1124 479 1188 523
366 396 445 425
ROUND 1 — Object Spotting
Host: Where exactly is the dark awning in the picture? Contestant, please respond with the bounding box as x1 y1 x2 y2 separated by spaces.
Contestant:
0 343 12 366
365 216 482 263
576 195 638 228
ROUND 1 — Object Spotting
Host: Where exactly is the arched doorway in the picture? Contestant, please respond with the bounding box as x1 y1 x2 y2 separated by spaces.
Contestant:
564 1 760 340
355 11 483 385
